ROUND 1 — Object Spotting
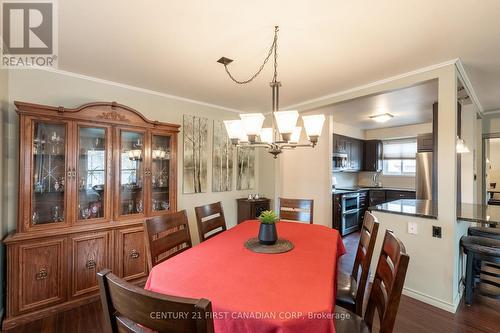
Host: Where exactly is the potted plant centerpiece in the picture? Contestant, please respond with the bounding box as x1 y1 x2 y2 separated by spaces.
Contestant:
258 210 279 245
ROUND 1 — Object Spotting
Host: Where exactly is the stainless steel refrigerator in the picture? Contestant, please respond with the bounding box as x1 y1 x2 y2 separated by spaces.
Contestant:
416 152 433 200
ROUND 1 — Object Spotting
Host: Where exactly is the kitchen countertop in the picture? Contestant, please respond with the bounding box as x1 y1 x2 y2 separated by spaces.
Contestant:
369 199 500 225
457 203 500 225
332 186 416 195
369 199 438 219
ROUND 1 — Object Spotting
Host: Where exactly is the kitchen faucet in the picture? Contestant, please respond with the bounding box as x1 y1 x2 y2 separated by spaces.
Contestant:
372 172 381 187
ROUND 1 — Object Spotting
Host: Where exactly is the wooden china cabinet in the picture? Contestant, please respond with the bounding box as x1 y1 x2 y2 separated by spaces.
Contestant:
3 101 179 329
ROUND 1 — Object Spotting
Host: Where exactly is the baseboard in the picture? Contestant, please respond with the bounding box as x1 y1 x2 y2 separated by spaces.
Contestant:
402 287 458 313
368 274 461 313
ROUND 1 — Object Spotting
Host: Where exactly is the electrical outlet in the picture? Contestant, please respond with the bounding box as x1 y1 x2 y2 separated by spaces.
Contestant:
432 226 442 238
407 222 418 235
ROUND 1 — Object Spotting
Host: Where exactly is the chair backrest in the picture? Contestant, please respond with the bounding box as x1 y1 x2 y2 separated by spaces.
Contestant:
194 202 227 242
98 269 214 333
278 198 314 224
364 230 410 333
351 211 380 315
145 210 192 269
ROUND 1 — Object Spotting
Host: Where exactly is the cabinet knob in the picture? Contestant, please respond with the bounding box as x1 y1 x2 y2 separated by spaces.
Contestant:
35 268 48 280
86 259 96 269
130 249 140 259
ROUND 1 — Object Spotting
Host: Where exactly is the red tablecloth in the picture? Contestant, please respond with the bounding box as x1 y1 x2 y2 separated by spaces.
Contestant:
145 220 346 333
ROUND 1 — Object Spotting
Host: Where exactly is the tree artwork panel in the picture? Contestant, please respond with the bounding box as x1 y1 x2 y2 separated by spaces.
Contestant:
183 115 208 193
212 120 234 192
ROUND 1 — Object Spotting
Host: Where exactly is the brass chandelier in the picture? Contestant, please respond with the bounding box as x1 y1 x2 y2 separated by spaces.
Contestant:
217 26 325 158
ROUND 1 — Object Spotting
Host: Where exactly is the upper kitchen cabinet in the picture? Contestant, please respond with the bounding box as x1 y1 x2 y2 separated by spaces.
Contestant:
363 140 383 172
333 134 362 171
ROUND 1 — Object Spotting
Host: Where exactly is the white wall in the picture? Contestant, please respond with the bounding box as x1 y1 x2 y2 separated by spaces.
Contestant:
460 104 477 204
5 68 259 244
279 116 333 227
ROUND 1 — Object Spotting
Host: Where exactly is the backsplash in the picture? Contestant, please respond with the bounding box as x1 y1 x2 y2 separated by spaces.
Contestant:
333 172 358 188
358 172 415 189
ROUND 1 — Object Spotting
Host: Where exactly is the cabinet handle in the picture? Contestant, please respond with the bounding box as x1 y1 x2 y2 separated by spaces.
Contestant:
144 169 151 177
130 249 140 259
72 168 77 179
35 268 48 280
86 259 96 269
67 169 73 178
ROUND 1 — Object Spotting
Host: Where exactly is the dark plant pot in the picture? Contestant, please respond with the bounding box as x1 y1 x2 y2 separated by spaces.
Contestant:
258 223 277 245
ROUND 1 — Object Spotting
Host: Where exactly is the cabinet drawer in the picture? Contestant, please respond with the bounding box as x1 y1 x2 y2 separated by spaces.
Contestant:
18 238 66 312
386 190 416 201
70 232 112 297
116 227 148 281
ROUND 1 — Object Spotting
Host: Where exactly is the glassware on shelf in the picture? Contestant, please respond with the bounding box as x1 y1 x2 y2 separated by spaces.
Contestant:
52 206 62 222
136 199 144 213
161 201 169 210
127 200 134 214
32 211 40 224
53 177 64 192
34 181 45 193
81 208 91 220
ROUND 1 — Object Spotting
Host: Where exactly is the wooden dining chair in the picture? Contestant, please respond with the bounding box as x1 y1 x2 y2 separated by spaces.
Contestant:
335 230 410 333
278 198 314 224
97 269 214 333
336 211 380 316
195 202 227 242
145 210 192 269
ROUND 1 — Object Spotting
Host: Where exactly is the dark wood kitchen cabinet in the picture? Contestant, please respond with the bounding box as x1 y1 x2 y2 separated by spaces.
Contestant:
333 134 348 154
333 134 362 171
363 140 383 172
385 190 416 202
369 189 386 206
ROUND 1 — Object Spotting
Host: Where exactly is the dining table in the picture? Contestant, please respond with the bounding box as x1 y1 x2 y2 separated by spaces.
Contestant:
145 220 346 333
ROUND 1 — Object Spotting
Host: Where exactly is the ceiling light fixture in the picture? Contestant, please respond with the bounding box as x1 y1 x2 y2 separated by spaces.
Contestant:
369 113 394 123
218 26 325 158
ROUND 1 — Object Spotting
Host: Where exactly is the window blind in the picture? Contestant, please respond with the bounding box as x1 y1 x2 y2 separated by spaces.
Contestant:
382 138 417 160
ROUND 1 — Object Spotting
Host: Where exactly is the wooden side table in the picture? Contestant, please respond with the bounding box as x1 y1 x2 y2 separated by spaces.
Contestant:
237 198 271 224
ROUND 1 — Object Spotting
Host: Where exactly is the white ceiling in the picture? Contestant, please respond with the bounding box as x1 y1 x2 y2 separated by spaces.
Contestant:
58 0 500 112
314 80 437 129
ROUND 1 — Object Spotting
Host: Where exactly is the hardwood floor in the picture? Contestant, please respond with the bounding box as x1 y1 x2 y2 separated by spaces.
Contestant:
3 231 499 333
339 231 500 333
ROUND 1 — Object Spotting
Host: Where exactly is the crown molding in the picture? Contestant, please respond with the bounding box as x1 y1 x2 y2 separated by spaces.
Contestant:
284 59 461 111
31 66 244 114
455 58 484 115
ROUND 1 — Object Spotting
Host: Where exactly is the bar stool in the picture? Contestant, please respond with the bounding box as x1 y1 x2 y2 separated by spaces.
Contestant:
468 226 500 240
460 236 500 305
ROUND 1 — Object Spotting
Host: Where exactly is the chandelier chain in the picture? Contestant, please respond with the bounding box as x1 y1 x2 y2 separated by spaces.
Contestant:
224 26 279 85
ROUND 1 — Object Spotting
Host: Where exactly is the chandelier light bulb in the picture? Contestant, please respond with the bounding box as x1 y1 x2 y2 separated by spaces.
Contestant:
274 110 299 136
223 120 244 140
240 113 265 136
289 126 302 143
260 128 274 144
303 114 326 138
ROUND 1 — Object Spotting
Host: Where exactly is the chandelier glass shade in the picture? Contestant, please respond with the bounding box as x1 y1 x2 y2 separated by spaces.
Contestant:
218 26 325 158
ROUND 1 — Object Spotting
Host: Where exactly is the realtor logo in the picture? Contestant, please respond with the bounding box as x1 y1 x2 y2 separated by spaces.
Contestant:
1 1 57 67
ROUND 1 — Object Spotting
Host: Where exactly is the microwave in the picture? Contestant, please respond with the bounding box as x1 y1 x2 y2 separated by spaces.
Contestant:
333 153 348 171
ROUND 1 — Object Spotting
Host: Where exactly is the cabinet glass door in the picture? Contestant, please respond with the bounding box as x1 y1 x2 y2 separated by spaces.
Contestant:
76 126 109 222
150 134 172 214
31 121 68 225
118 130 145 217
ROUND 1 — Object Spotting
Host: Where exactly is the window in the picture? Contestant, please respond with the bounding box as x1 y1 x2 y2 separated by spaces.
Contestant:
382 138 417 176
